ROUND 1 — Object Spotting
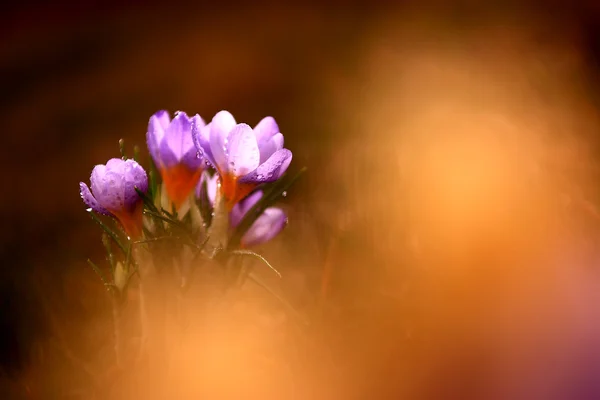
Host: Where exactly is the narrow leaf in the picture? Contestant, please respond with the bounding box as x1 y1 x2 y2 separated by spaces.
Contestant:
135 187 159 214
87 259 113 292
90 212 127 255
230 250 282 278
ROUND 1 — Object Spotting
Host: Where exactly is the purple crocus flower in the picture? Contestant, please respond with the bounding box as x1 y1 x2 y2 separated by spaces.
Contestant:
147 110 205 208
191 111 292 210
202 174 287 247
80 158 148 239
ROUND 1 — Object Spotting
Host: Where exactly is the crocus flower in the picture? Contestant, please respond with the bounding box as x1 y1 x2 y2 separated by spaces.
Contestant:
202 175 287 247
231 191 288 247
147 110 205 208
192 111 292 210
80 158 148 239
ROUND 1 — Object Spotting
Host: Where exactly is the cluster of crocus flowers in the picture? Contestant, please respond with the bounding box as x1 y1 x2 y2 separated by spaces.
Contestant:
201 173 288 247
147 111 205 209
80 158 148 239
192 111 293 210
79 109 292 249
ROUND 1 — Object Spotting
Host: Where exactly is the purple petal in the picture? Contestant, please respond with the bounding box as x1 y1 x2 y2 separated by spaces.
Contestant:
181 147 204 170
210 111 236 172
89 158 147 213
147 110 171 165
192 116 215 168
196 172 218 205
105 158 125 171
254 116 279 143
90 162 122 210
79 182 111 215
239 149 292 184
93 169 126 211
258 132 284 164
157 139 179 168
227 123 260 177
241 207 287 247
230 190 263 227
122 159 148 211
164 111 194 162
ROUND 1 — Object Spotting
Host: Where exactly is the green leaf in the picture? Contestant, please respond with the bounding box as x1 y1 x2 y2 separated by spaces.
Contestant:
135 187 159 214
148 169 158 202
133 236 183 245
229 167 306 248
101 233 116 273
230 250 281 278
197 175 213 228
143 210 191 234
90 212 127 255
87 259 113 293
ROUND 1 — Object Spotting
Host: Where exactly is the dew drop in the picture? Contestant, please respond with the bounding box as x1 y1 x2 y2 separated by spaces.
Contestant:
86 208 93 212
282 191 287 197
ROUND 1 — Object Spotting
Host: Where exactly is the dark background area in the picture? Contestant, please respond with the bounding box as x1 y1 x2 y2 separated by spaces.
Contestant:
3 0 600 398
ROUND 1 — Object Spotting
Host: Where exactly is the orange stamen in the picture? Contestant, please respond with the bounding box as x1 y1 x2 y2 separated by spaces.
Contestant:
161 164 203 209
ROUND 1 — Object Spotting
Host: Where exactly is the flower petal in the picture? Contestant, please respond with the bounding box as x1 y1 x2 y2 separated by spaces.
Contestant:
196 171 218 205
192 115 214 166
147 110 171 165
230 190 263 227
158 138 180 168
207 174 218 205
239 148 292 184
164 111 193 161
241 207 287 247
210 111 236 172
254 116 279 143
90 163 123 210
227 123 260 177
258 132 284 163
122 159 148 211
79 182 111 215
95 170 126 211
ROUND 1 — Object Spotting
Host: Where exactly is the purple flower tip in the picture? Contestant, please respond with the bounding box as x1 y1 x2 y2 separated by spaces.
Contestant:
80 158 148 237
147 110 204 170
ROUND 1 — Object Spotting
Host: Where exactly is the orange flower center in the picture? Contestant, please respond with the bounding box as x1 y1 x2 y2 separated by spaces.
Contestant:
161 164 203 209
112 202 144 240
221 173 257 210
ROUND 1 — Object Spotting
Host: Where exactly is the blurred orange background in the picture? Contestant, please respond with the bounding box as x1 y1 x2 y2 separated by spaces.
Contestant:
3 1 600 398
